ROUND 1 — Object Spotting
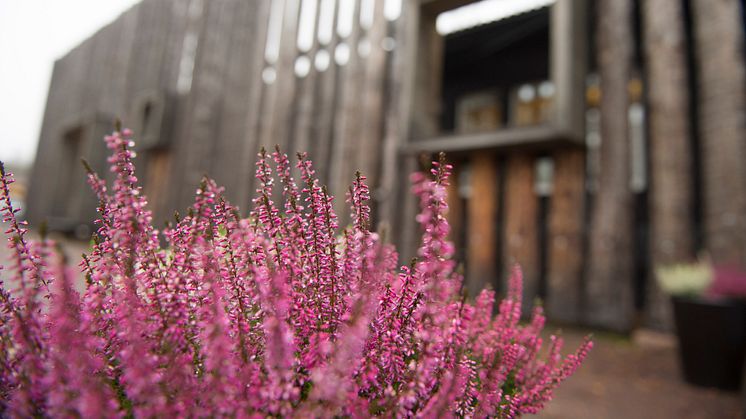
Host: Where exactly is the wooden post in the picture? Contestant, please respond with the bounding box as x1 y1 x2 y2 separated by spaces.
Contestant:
466 153 499 298
410 6 442 140
691 0 746 268
546 149 585 324
503 154 539 308
642 0 695 328
550 0 587 142
586 0 634 332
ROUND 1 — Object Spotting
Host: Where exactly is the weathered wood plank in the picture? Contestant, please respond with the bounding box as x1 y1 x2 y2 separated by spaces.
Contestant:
108 6 139 119
257 0 301 152
409 6 442 140
330 0 364 224
388 0 420 260
212 0 263 210
378 3 406 226
356 0 388 221
290 0 323 162
309 0 341 187
237 0 272 210
466 153 499 298
49 40 93 220
174 0 238 210
546 149 585 324
163 0 207 215
502 154 539 310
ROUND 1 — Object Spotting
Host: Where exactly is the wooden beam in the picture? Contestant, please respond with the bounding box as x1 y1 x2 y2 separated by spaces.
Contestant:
586 0 634 332
643 0 695 329
691 0 746 267
409 4 443 139
403 125 566 153
550 0 587 141
418 0 478 16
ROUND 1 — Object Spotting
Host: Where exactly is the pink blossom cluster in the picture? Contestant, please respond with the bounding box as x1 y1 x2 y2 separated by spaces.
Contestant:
0 129 591 417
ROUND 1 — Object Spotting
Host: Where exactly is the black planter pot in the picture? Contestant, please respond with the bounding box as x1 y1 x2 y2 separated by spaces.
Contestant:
671 296 746 391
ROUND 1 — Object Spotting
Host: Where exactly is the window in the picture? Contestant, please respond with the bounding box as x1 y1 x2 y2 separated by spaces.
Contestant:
405 0 588 153
131 91 171 150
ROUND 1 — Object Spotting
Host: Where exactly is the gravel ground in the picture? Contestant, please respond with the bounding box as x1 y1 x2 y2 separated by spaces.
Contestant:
537 328 743 419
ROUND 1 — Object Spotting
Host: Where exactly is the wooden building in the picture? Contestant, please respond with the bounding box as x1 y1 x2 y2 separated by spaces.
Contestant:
27 0 746 331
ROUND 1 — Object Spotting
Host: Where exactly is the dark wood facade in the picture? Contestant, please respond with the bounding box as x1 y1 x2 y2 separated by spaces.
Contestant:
28 0 746 331
27 0 403 233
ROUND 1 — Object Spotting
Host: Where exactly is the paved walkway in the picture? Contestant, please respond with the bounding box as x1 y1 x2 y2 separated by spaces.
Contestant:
537 329 743 419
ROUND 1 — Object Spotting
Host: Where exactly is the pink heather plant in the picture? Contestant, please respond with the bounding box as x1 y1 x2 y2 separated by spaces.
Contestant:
0 128 591 418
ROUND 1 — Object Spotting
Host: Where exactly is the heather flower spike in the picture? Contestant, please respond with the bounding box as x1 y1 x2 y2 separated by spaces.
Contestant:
0 129 591 417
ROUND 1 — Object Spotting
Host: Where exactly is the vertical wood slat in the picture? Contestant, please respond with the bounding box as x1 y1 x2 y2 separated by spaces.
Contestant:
356 0 388 201
238 0 272 210
310 0 342 186
466 153 499 298
50 41 93 217
102 6 139 127
125 0 176 217
546 149 585 323
126 0 171 109
67 29 104 219
213 0 263 209
160 1 192 94
389 0 420 261
270 0 302 154
160 0 204 216
257 0 301 153
290 0 323 161
502 154 539 309
330 0 364 223
197 0 239 175
148 0 191 218
75 22 123 223
376 2 415 244
175 0 238 208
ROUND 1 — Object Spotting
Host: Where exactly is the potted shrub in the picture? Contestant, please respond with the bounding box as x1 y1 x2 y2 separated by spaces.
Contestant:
657 261 746 390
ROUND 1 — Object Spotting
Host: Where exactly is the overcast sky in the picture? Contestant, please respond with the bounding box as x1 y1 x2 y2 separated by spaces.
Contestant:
0 0 140 167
